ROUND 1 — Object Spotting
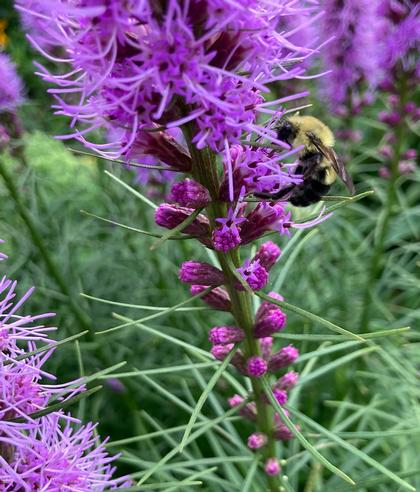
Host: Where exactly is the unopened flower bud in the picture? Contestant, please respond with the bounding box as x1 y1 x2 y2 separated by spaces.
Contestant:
268 345 299 372
276 371 299 391
254 309 287 338
260 337 273 360
190 285 231 311
253 241 281 271
179 261 224 286
265 458 281 476
247 356 267 377
169 179 210 208
247 432 268 449
209 326 245 344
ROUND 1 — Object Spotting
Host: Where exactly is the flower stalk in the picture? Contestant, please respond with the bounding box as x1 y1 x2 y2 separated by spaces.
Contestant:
184 123 280 490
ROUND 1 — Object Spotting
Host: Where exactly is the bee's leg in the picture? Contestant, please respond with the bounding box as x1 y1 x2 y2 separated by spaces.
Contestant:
254 186 295 201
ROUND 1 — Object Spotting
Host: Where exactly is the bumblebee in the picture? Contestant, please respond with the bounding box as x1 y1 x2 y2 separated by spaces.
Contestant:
255 115 355 206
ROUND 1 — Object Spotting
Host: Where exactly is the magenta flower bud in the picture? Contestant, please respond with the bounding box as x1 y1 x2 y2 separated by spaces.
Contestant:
209 326 245 345
379 166 391 179
276 371 299 391
273 389 288 406
190 285 231 311
404 102 417 115
268 345 299 372
247 356 268 378
254 309 287 338
379 144 393 159
398 160 416 175
379 111 401 126
252 241 281 271
260 337 274 360
274 424 296 441
105 378 125 393
228 394 244 408
211 344 234 361
256 292 284 321
155 204 211 243
179 261 224 286
169 179 210 208
265 458 281 476
247 432 268 449
237 259 268 291
404 148 417 160
388 94 399 107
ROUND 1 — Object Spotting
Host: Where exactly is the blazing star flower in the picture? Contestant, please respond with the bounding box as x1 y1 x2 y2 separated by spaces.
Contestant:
17 0 316 158
0 53 24 113
319 0 380 112
0 413 130 491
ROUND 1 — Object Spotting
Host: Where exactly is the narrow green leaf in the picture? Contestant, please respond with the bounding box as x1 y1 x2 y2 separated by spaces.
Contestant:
108 481 203 491
150 207 203 250
80 210 193 240
136 404 243 486
331 468 420 492
105 170 157 209
179 349 235 452
96 287 214 336
289 408 416 492
261 378 355 486
98 362 219 379
256 292 364 341
81 292 208 311
242 458 259 492
4 330 89 366
69 147 172 170
276 327 410 342
10 386 102 423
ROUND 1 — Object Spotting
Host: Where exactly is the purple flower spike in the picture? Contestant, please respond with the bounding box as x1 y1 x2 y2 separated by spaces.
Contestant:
269 345 299 372
190 285 231 312
247 356 268 378
254 309 287 338
265 458 281 476
209 326 245 345
0 53 24 113
253 241 281 271
170 179 210 208
248 432 268 450
237 259 269 291
276 371 299 391
179 261 224 286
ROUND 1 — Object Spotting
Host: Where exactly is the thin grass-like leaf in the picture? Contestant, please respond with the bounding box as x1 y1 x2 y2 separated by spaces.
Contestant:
105 170 157 209
98 362 219 379
289 408 416 491
276 327 410 342
256 292 364 341
261 378 355 486
179 349 235 452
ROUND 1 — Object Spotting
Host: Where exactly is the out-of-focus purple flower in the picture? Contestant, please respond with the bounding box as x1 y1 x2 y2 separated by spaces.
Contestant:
0 125 10 149
105 378 126 393
208 326 244 345
268 345 299 372
265 457 281 476
170 179 210 208
248 432 268 449
320 0 380 110
0 53 24 113
179 261 224 286
1 413 129 491
237 259 269 291
190 285 231 311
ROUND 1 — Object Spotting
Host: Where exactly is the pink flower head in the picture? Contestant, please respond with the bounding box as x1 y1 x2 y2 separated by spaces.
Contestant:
179 261 224 286
0 53 24 113
190 285 231 311
247 356 268 378
208 326 245 345
268 345 299 372
247 432 268 449
169 179 210 208
265 458 281 476
254 308 287 338
237 259 269 291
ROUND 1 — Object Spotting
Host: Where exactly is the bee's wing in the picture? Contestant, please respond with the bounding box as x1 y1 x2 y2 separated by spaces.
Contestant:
308 134 355 195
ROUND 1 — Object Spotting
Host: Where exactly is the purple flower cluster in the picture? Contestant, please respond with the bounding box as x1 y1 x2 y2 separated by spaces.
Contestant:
17 0 315 158
319 0 380 113
0 53 24 113
0 242 129 490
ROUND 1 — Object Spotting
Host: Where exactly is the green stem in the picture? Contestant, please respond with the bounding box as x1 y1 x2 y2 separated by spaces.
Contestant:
184 125 280 491
0 156 92 334
360 77 407 331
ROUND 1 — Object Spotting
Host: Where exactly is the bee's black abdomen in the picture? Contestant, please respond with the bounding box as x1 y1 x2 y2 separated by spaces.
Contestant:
289 179 331 207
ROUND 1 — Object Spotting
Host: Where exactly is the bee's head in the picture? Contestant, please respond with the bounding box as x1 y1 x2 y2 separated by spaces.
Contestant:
275 119 298 146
